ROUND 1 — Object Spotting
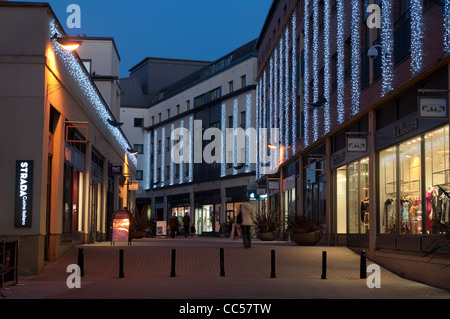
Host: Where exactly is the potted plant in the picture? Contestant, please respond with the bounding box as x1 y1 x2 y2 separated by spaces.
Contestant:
253 210 280 241
288 214 323 246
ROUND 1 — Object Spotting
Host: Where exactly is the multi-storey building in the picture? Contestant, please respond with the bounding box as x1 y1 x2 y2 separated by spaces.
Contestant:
0 2 136 275
256 0 450 289
122 40 258 236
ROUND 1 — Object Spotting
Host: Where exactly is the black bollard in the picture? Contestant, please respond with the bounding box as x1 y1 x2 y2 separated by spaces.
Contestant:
270 250 276 278
77 248 84 277
119 249 124 278
321 251 327 279
360 250 367 279
220 248 225 277
171 249 176 277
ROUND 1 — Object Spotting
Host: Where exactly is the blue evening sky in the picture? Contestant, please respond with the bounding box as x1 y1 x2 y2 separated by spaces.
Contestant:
27 0 273 78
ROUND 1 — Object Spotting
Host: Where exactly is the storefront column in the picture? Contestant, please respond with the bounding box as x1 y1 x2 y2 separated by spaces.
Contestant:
101 158 108 241
82 141 92 244
368 110 377 252
297 156 303 216
325 137 332 245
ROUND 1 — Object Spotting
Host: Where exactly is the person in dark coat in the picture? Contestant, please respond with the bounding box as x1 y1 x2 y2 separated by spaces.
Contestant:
169 213 179 238
183 213 191 238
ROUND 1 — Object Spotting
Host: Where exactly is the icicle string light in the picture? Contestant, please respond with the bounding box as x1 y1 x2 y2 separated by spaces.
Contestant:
284 26 290 158
381 0 394 96
410 0 423 75
445 0 450 53
49 20 137 167
351 0 361 116
246 93 252 173
169 124 174 186
323 0 331 133
161 127 166 187
303 0 311 147
144 131 151 190
189 116 194 182
313 0 319 141
279 36 285 154
291 11 297 152
153 130 158 188
233 99 239 175
179 120 185 184
336 0 345 124
270 56 274 172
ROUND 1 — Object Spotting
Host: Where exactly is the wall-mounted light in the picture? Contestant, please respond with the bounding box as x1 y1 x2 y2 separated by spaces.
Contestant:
108 119 124 127
127 148 139 156
308 98 327 109
52 34 82 51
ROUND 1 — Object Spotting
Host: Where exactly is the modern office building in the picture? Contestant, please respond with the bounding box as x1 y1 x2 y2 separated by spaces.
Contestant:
0 2 136 275
121 40 259 236
256 0 450 289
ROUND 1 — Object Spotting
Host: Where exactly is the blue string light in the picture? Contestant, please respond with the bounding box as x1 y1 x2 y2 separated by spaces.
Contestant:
410 0 423 75
351 0 361 116
381 0 394 96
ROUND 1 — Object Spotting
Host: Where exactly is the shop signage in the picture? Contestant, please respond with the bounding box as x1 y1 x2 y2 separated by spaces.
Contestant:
109 165 123 176
14 160 33 228
347 137 367 152
112 210 131 243
128 181 139 191
419 97 448 119
394 118 418 138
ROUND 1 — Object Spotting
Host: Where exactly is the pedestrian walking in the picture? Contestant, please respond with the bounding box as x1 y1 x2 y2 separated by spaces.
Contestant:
169 213 179 238
183 213 191 238
236 197 255 248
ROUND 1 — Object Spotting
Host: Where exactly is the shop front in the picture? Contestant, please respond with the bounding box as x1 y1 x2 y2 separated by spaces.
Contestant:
194 189 221 236
376 122 449 251
331 116 370 247
167 193 191 235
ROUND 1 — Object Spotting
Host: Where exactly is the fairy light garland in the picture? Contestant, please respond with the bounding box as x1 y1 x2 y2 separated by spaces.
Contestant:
351 0 361 116
445 0 450 53
161 127 166 187
279 37 285 156
245 93 252 173
323 0 331 133
179 120 185 184
169 124 174 186
313 0 320 141
284 26 290 158
291 12 297 153
303 0 311 147
189 116 194 182
153 130 158 188
336 0 345 124
144 131 151 190
49 19 137 167
381 0 394 96
410 0 423 75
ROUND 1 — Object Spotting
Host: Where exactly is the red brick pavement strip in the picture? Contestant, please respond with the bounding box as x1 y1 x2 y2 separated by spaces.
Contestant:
1 238 449 300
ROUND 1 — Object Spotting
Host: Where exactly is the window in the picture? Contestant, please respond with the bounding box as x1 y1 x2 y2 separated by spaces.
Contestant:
82 60 92 74
157 140 161 154
241 75 247 88
133 144 144 154
166 165 170 180
151 116 154 125
166 137 170 152
176 105 180 115
134 118 144 127
194 94 206 108
158 113 161 122
210 87 222 101
240 111 246 129
167 109 171 119
186 100 190 110
228 81 234 93
136 170 143 181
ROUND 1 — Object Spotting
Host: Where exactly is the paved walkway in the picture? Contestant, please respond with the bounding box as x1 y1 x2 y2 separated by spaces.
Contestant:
1 237 449 300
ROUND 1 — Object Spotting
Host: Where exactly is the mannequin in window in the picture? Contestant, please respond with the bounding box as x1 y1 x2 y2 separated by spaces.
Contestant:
426 186 436 233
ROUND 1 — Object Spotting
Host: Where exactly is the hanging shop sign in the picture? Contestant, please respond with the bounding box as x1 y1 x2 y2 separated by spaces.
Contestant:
419 97 448 119
109 165 123 176
112 210 131 243
347 137 367 152
14 160 33 228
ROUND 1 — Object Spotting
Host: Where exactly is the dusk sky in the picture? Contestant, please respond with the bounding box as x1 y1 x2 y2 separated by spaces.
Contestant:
28 0 273 78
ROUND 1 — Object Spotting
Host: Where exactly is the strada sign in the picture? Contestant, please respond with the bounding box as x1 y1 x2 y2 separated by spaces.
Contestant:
14 160 33 228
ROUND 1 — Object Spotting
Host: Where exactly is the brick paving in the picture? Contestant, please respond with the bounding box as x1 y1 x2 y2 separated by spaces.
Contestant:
1 237 449 300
